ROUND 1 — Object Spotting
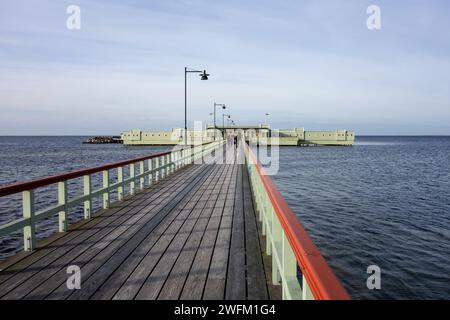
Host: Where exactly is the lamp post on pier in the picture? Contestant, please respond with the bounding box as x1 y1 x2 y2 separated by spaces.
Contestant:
223 114 231 129
213 102 226 140
184 67 210 145
265 113 270 126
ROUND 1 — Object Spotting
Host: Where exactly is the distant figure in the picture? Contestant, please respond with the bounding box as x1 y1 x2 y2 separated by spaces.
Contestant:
233 135 238 148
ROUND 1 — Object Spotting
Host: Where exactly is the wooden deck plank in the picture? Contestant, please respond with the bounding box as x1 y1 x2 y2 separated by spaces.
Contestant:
109 165 220 300
243 165 269 300
179 165 236 300
202 166 236 300
62 165 216 300
135 165 230 299
91 165 224 300
0 164 201 288
225 165 247 300
2 165 210 300
0 147 273 300
157 165 234 300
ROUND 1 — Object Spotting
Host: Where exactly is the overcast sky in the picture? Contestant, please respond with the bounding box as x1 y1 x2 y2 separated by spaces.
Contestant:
0 0 449 135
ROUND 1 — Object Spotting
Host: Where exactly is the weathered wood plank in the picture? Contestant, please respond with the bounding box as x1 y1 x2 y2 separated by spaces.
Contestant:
136 165 229 299
64 165 216 300
179 166 235 300
108 168 218 300
225 165 246 300
4 165 210 300
243 165 269 300
203 166 236 300
0 164 201 289
158 165 233 300
0 146 273 300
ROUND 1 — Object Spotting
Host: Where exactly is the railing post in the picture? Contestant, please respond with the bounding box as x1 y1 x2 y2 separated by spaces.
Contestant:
302 275 315 300
282 233 302 299
160 156 165 179
266 206 273 256
272 217 282 286
102 170 110 209
130 163 135 195
148 159 153 185
58 181 68 232
118 166 124 201
155 157 159 182
22 190 36 251
166 154 171 176
139 161 145 190
174 151 178 171
83 175 92 219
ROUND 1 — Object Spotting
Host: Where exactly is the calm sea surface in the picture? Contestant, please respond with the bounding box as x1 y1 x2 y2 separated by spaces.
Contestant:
0 136 449 299
271 136 450 299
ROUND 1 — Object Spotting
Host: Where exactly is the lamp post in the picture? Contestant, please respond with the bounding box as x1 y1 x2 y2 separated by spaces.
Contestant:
265 113 270 125
213 102 226 140
184 67 209 145
223 114 231 128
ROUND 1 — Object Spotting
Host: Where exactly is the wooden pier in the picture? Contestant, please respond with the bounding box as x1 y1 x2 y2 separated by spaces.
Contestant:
0 142 350 300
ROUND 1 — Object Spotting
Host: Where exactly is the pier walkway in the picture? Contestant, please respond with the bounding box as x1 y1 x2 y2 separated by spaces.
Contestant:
0 142 350 300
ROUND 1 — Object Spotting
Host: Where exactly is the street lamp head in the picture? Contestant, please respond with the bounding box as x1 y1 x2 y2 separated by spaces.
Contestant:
200 70 210 80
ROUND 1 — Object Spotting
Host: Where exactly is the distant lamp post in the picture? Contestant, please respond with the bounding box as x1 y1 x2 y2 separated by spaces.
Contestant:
223 114 231 128
265 113 270 125
184 67 210 145
213 102 226 129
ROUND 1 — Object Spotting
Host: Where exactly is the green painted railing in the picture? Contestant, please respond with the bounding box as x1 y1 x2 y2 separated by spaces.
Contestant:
0 141 224 252
244 143 350 300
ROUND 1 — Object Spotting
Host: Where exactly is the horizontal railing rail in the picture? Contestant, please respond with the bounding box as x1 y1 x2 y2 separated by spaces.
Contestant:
244 142 350 300
0 141 224 252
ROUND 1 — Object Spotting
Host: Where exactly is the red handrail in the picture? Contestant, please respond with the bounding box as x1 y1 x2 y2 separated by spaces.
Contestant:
0 148 188 197
246 144 350 300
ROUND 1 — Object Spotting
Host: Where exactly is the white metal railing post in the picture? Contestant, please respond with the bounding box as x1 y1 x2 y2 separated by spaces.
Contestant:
155 157 160 182
83 174 92 219
58 181 68 232
282 233 302 299
160 156 165 179
173 152 177 171
22 190 36 251
139 161 145 190
272 217 282 286
166 154 170 176
148 159 153 185
302 275 315 300
130 163 135 195
102 170 110 209
265 206 273 256
118 166 124 201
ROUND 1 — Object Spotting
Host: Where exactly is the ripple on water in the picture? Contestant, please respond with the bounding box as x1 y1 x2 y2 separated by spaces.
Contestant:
271 136 450 299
